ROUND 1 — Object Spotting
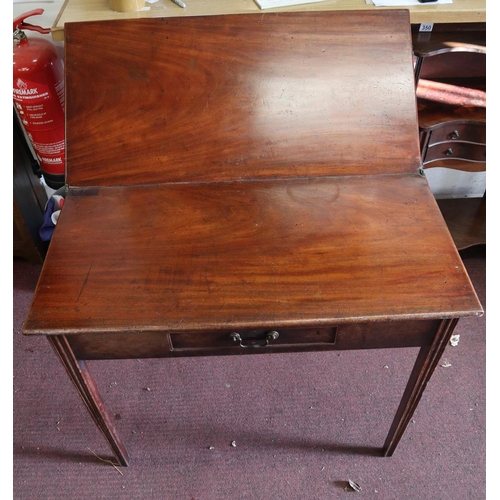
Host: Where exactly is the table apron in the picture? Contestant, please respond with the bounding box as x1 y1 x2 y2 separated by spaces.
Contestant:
65 319 443 360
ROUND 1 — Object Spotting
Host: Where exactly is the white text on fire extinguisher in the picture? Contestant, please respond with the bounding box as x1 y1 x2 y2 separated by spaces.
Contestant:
39 157 63 163
13 87 38 96
14 88 49 100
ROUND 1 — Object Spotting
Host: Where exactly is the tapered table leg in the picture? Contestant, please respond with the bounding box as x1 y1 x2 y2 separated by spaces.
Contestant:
48 335 130 466
382 318 458 457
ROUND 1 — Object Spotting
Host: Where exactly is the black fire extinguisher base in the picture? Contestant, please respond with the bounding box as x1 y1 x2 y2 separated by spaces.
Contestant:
43 172 66 191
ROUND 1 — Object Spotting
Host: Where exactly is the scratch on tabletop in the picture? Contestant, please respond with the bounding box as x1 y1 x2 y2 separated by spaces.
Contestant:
77 261 93 302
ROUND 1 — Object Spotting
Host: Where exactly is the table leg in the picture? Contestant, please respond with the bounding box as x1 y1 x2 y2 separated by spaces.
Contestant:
382 318 458 456
48 335 130 466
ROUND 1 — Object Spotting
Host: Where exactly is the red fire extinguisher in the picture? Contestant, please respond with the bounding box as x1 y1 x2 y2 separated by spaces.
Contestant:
13 9 65 190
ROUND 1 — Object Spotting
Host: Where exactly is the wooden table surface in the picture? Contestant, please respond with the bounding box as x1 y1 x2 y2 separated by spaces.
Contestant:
23 173 481 336
25 9 481 334
51 0 486 41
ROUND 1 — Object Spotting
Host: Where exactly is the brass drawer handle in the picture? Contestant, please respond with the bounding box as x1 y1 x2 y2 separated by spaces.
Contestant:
229 331 279 348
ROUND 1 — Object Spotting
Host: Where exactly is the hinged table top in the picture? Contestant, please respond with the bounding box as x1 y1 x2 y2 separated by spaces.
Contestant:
23 11 483 336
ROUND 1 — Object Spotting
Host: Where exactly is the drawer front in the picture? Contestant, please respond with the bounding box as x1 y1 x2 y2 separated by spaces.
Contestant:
170 327 337 353
424 142 486 164
428 122 486 147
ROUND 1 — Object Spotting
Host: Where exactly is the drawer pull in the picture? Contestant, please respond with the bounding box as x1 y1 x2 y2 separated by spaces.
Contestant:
445 148 453 156
450 130 460 140
229 330 279 348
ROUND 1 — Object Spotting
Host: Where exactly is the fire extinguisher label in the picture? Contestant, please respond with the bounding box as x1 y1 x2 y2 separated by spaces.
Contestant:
13 77 65 176
13 77 64 130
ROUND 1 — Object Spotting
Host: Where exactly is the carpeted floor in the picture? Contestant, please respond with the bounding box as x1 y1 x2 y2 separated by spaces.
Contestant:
13 247 486 499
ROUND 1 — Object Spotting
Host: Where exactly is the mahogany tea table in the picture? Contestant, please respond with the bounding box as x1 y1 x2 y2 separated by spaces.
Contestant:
22 11 483 466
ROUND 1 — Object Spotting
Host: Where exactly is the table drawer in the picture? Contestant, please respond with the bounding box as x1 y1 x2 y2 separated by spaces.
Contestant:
427 122 486 147
424 142 486 164
169 327 337 353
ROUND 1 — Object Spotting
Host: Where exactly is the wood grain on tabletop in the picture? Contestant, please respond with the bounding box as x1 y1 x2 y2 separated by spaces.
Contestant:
23 174 482 335
64 11 420 187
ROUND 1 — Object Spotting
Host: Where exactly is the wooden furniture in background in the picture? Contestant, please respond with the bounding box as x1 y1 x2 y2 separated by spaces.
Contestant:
23 11 483 467
413 23 486 250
